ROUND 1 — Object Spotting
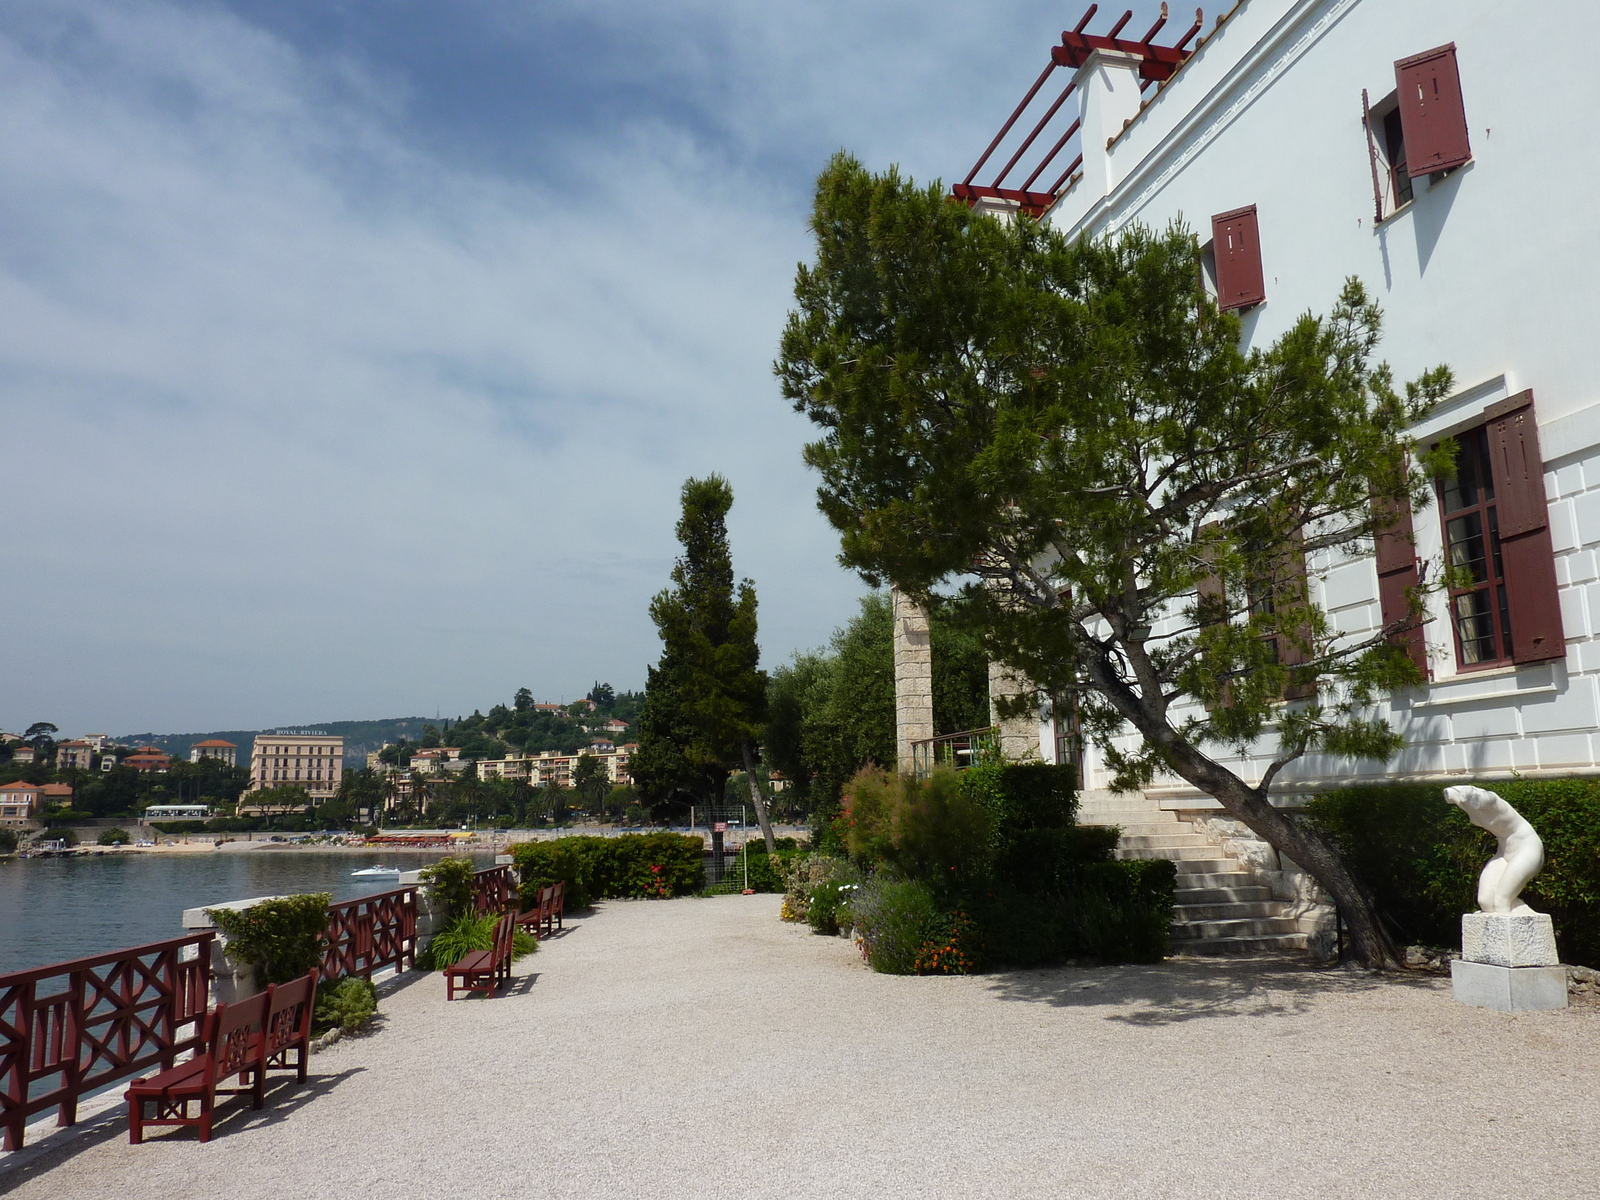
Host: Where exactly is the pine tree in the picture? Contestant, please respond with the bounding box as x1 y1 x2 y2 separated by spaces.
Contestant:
633 476 777 850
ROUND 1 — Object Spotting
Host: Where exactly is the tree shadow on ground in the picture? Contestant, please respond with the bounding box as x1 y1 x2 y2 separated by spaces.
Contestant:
0 1068 365 1188
984 955 1446 1026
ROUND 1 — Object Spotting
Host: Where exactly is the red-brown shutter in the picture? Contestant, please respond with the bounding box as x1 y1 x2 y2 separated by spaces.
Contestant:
1394 44 1472 175
1210 205 1265 312
1484 391 1564 663
1373 492 1427 673
1276 531 1315 699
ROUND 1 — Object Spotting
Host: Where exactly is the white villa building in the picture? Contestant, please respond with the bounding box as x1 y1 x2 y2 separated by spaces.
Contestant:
920 0 1600 950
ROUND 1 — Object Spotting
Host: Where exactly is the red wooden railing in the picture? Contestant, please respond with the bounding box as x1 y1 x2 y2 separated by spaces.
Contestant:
471 865 515 915
321 887 418 983
0 932 214 1151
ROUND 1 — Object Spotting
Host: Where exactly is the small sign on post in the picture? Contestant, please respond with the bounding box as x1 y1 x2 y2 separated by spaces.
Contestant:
713 822 728 832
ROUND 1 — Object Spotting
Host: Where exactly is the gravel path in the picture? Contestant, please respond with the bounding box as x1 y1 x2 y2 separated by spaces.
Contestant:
5 895 1596 1200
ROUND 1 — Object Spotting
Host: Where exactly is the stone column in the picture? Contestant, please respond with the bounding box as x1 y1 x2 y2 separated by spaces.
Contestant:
988 661 1041 764
892 586 934 772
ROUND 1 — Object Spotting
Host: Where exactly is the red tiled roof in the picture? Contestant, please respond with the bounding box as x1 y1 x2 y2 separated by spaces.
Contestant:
0 781 41 792
193 739 237 748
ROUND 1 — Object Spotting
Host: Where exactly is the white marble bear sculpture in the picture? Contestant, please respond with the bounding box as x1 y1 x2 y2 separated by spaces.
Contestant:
1443 785 1546 914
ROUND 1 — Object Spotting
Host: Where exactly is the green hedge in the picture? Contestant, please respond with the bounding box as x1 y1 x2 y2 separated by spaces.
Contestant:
971 860 1177 966
1304 779 1600 967
513 833 705 908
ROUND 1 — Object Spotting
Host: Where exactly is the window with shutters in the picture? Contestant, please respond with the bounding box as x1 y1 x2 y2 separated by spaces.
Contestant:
1363 43 1470 223
1433 390 1564 671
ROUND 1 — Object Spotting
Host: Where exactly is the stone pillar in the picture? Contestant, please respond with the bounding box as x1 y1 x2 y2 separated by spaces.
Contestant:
181 894 284 1005
892 586 934 772
988 661 1041 764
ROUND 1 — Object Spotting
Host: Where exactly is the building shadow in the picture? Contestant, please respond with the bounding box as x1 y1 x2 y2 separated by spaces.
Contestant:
984 955 1444 1026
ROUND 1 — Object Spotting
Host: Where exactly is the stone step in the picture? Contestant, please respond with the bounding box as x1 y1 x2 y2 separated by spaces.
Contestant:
1175 885 1273 905
1172 932 1311 956
1176 870 1262 889
1169 859 1243 876
1117 834 1213 850
1105 822 1187 837
1172 901 1285 922
1171 916 1303 940
1114 845 1228 862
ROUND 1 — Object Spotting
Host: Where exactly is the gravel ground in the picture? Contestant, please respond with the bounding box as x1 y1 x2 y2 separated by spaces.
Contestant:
5 894 1596 1200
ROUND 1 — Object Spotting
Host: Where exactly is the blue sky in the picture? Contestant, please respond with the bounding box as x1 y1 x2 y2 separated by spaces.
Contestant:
0 0 1161 735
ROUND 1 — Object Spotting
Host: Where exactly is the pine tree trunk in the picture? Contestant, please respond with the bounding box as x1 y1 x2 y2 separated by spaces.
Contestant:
740 741 778 854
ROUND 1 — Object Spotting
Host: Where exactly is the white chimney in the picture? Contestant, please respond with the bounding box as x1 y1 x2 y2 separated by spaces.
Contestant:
1074 49 1144 201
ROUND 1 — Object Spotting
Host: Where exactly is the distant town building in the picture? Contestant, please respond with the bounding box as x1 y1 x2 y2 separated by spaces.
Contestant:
250 733 345 802
475 744 635 789
9 746 35 765
123 746 172 773
41 783 73 807
0 781 42 829
597 718 630 735
367 746 391 770
81 734 111 752
410 748 468 776
188 739 238 767
55 740 94 770
144 804 213 821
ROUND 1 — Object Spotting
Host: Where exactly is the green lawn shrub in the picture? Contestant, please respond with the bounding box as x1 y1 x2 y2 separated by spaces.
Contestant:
416 912 497 970
513 833 705 909
702 836 807 895
314 977 377 1035
806 880 858 934
97 828 131 846
850 877 940 974
207 893 330 984
843 766 995 885
1305 779 1600 967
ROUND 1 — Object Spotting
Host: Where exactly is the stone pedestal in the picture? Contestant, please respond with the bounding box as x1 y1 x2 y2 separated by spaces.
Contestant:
1461 911 1559 967
1452 911 1566 1012
1450 960 1568 1012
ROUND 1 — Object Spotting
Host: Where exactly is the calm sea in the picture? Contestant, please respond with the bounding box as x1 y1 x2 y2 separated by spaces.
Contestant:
0 850 494 976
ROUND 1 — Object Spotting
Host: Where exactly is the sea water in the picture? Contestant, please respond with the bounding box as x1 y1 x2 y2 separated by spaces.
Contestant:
0 850 494 976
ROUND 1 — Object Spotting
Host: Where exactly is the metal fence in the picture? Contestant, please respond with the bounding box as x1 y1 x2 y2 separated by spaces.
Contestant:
908 727 999 778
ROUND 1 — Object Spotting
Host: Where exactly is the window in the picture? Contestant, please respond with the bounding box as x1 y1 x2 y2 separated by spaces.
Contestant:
1438 427 1510 666
1209 205 1265 311
1432 390 1564 670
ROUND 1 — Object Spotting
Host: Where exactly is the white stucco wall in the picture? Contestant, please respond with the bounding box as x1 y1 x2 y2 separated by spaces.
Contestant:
1038 0 1600 795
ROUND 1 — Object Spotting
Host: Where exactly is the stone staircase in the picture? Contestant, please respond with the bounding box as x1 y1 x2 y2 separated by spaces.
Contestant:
1077 790 1311 955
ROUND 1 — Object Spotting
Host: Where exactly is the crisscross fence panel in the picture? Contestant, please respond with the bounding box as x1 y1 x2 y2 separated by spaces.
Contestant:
321 887 417 983
0 932 213 1151
471 865 515 915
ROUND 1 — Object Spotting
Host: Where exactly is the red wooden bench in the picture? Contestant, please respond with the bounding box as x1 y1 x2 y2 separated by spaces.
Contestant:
443 910 515 1000
515 885 553 939
547 881 565 935
125 990 268 1144
262 971 317 1084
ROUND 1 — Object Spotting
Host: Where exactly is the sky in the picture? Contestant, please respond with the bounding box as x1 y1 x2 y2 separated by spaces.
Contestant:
1 0 1162 736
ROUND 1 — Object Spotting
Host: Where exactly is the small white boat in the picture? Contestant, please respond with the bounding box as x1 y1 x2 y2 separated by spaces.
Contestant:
351 865 401 877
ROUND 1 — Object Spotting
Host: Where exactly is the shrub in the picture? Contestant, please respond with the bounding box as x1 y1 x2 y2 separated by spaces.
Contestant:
418 912 498 970
1304 779 1600 967
702 837 806 895
207 893 331 984
851 877 940 974
806 880 858 934
512 833 706 909
912 908 985 975
418 857 477 922
971 859 1177 966
314 977 377 1035
97 828 132 846
842 766 994 887
779 854 857 921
